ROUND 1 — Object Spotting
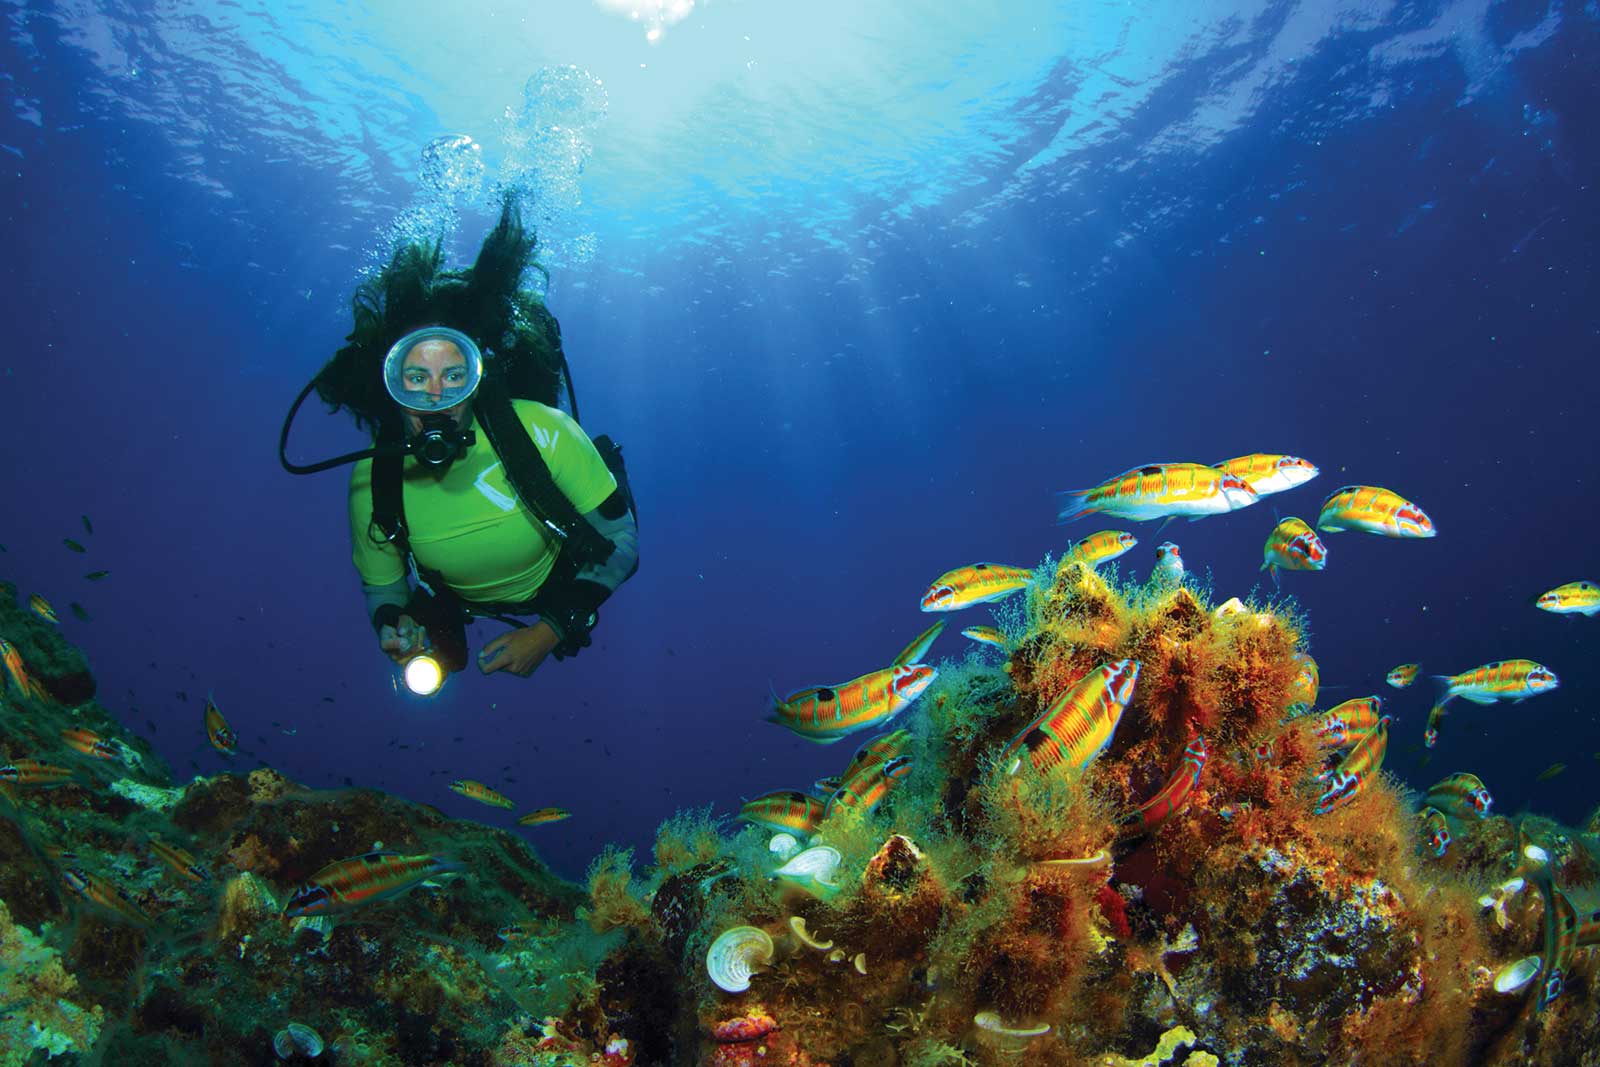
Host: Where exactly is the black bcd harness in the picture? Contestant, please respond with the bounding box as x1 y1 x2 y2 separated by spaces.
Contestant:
368 378 636 663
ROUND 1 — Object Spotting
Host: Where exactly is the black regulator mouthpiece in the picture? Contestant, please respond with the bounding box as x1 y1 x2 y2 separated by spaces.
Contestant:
413 415 474 468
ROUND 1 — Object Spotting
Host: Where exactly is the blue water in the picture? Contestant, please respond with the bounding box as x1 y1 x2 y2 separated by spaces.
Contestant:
2 0 1595 880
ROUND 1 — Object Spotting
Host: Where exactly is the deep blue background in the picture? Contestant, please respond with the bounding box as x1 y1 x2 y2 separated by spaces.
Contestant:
2 3 1596 879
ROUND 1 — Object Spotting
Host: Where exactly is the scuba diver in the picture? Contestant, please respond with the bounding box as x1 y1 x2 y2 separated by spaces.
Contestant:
280 194 639 689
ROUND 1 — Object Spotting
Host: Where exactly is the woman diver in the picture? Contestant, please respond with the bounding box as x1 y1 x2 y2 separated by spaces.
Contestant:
280 193 639 687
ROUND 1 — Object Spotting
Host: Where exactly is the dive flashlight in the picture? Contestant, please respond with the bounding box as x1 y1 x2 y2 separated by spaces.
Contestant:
402 653 445 697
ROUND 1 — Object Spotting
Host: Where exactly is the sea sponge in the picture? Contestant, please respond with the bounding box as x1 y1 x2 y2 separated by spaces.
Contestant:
0 899 104 1061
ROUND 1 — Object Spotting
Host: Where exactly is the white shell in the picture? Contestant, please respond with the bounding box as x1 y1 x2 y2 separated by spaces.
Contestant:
1493 955 1542 994
772 845 841 887
705 925 775 994
768 832 801 859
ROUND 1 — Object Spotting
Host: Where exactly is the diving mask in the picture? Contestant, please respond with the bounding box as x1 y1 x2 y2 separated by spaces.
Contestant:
382 326 485 413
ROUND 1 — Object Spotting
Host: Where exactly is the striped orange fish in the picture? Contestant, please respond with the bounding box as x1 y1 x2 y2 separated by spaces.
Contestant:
1530 866 1579 1011
769 663 936 744
203 692 236 755
1057 463 1257 524
1063 530 1138 569
1261 518 1326 585
737 790 827 835
1316 485 1435 538
961 625 1005 647
1433 659 1558 708
62 728 119 761
1418 806 1450 857
149 836 212 884
1424 773 1491 820
516 807 571 827
1314 717 1389 814
1000 659 1141 778
892 620 945 666
1118 729 1206 840
282 852 465 917
824 755 912 820
1535 580 1600 616
920 563 1032 612
0 638 39 701
1386 663 1420 689
450 779 514 808
62 868 152 927
0 759 77 788
1213 454 1319 496
1310 697 1385 748
1288 652 1319 709
1424 702 1448 748
28 595 58 624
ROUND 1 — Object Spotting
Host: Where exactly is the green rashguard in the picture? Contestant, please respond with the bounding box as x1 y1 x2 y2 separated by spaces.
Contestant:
348 400 618 606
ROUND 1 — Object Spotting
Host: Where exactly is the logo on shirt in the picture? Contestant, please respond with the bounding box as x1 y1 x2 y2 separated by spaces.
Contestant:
473 462 518 512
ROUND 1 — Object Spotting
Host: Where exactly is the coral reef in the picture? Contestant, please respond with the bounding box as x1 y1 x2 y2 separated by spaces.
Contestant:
3 562 1599 1065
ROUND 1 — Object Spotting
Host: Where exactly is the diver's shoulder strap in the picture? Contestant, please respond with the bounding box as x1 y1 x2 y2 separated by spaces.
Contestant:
370 425 407 548
474 381 616 572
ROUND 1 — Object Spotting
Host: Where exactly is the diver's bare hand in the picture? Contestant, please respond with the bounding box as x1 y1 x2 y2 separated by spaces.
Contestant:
379 614 428 664
477 622 559 677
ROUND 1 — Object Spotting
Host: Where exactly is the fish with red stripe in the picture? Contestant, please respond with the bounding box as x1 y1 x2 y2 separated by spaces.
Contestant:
1316 485 1435 538
1424 772 1492 820
204 692 237 756
769 663 936 744
920 563 1032 612
1261 518 1326 586
0 759 78 788
1063 530 1138 569
824 754 913 820
999 659 1141 778
1314 717 1389 814
1212 454 1319 496
737 790 827 836
149 836 212 885
1417 806 1450 857
1118 728 1207 840
282 851 465 917
1309 697 1384 748
1057 463 1257 524
62 868 153 927
62 727 120 761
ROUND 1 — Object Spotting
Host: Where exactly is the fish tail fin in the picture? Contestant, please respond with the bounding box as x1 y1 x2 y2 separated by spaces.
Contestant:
1429 676 1456 706
1055 489 1098 524
1262 563 1280 588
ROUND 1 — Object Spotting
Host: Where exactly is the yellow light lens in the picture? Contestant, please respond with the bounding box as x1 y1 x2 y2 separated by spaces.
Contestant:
403 654 444 696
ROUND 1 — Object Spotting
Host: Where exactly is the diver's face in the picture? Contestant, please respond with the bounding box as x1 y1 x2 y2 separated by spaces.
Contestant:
399 339 471 434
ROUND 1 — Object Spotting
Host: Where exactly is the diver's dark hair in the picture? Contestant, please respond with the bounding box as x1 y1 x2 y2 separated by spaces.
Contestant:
315 192 566 437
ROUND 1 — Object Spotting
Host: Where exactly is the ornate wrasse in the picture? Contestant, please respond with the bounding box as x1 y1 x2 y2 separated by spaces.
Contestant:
999 659 1140 778
1316 485 1435 537
282 852 464 917
1213 453 1319 496
1063 530 1138 568
737 790 827 836
1058 463 1257 523
769 663 935 743
1262 518 1326 582
1433 659 1558 706
1424 772 1492 819
891 620 945 666
919 563 1031 612
1535 580 1599 616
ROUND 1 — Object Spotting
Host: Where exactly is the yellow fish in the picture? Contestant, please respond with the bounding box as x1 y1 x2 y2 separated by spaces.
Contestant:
0 759 77 788
1261 518 1326 584
1386 663 1420 689
1000 659 1140 777
1316 485 1435 538
1434 659 1558 706
450 779 514 809
920 563 1031 612
62 868 152 927
1 638 40 701
149 836 212 884
516 807 571 826
1535 581 1599 617
961 625 1005 647
769 663 936 744
737 790 827 835
891 620 945 666
1213 454 1320 496
28 595 58 624
62 728 119 761
1062 530 1138 569
1058 463 1257 523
